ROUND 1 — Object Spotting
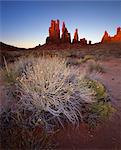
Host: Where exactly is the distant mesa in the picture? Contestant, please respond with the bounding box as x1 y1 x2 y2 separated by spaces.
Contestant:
101 27 121 43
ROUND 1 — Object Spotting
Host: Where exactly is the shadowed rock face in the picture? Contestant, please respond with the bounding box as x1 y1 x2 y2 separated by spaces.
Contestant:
73 29 79 44
89 40 92 45
101 27 121 43
61 22 71 43
80 38 87 45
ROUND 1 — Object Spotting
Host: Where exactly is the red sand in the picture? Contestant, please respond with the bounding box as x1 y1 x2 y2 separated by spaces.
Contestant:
0 58 121 149
55 58 121 149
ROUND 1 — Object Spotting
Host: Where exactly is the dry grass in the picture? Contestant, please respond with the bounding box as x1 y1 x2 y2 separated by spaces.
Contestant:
1 56 96 130
0 55 114 149
85 59 105 74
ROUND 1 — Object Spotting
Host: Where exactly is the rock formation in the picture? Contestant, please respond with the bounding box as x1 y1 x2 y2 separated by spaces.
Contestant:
61 22 71 43
46 20 60 44
89 40 92 45
80 38 87 45
46 20 121 45
101 27 121 43
46 20 71 44
101 31 111 43
73 29 79 43
111 27 121 42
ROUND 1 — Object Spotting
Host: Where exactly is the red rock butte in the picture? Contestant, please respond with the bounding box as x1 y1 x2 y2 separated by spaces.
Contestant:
73 29 79 44
46 20 60 44
61 22 71 43
46 20 89 45
46 20 121 45
101 27 121 43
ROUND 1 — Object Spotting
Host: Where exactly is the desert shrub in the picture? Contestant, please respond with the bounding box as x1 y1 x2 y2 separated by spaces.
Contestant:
82 55 95 63
81 78 114 128
85 101 115 128
90 101 114 119
1 56 114 149
15 57 96 129
85 79 108 101
67 55 96 66
0 56 115 149
0 111 55 149
67 58 82 66
87 60 104 73
1 57 28 85
1 56 96 130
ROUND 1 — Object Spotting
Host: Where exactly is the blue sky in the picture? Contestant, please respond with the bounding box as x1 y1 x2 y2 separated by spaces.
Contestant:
0 1 121 48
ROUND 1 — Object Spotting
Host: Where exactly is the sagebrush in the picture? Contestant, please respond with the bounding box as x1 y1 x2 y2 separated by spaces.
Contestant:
0 56 113 149
1 56 96 130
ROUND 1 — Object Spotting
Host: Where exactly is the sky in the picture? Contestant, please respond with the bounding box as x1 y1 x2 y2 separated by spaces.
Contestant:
0 1 121 48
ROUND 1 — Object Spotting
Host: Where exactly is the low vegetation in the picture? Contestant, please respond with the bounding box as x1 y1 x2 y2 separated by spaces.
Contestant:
0 56 114 149
67 54 103 71
87 60 105 73
81 55 96 63
85 79 108 100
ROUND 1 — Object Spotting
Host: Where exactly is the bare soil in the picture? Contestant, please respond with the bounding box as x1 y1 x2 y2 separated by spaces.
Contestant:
0 56 121 149
55 58 121 149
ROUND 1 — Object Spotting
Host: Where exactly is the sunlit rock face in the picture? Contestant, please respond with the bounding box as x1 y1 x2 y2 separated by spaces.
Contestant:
80 38 87 45
101 27 121 43
72 29 79 43
101 31 111 43
112 27 121 42
46 20 121 45
46 20 60 44
61 22 71 43
46 20 71 44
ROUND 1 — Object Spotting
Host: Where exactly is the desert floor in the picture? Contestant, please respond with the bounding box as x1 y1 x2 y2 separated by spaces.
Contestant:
0 57 121 149
55 57 121 149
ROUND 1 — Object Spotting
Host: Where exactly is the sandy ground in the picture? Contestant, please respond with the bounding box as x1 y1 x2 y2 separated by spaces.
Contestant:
55 58 121 149
0 58 121 149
